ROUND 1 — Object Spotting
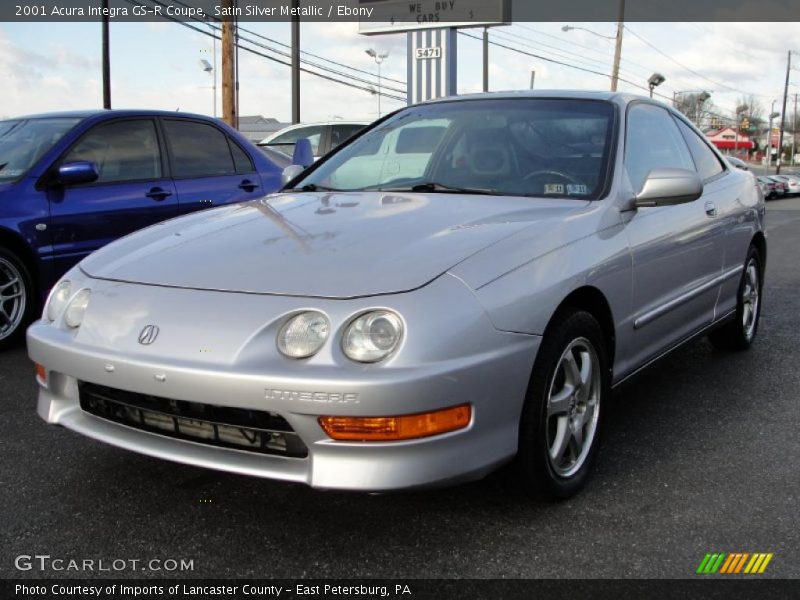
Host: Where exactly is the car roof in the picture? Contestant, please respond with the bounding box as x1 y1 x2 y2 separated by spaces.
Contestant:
8 109 216 121
418 89 640 106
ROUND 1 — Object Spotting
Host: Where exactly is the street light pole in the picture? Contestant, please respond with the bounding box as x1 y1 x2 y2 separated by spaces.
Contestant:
101 0 110 109
647 73 665 98
561 21 620 92
482 27 489 92
291 0 300 124
766 100 780 171
366 49 389 118
777 50 791 174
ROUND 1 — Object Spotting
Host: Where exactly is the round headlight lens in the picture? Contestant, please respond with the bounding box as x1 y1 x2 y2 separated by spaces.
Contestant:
46 280 72 322
342 311 404 363
64 289 91 328
277 311 330 358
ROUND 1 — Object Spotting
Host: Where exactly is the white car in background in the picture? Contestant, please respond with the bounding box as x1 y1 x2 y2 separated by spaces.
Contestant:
258 121 368 161
726 156 749 171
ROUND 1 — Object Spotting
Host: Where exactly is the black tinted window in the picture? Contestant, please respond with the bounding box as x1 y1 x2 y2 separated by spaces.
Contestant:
163 120 235 178
625 104 694 193
228 139 254 173
298 99 616 199
329 124 365 149
64 120 161 184
675 118 725 180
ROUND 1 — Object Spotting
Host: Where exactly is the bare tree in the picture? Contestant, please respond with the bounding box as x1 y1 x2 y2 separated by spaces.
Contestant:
673 92 717 129
736 95 765 134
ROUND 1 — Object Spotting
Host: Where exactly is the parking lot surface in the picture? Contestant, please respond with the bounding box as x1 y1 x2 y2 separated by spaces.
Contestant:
2 199 799 580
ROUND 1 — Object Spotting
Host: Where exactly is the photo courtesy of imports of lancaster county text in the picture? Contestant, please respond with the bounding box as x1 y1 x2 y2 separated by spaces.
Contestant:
1 0 800 597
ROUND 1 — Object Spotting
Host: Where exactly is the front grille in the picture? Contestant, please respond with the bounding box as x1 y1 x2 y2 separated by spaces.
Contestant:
79 383 307 458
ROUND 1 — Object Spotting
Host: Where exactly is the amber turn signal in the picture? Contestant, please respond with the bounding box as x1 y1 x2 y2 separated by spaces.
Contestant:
35 362 47 382
319 404 471 442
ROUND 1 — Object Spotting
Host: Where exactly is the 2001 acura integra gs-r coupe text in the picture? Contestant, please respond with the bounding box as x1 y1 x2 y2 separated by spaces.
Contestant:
28 92 766 498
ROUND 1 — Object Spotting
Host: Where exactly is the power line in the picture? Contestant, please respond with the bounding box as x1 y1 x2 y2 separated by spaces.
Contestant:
122 0 407 102
623 26 776 99
490 28 647 85
460 30 746 125
166 0 407 86
511 23 655 77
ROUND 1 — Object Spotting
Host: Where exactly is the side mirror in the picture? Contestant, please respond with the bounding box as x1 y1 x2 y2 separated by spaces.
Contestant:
281 164 305 186
56 161 99 186
634 168 703 208
292 138 315 168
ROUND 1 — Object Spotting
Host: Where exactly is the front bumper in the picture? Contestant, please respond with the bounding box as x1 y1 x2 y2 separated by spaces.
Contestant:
28 274 540 491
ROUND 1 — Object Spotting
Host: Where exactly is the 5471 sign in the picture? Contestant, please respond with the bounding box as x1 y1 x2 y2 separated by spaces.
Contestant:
415 47 442 59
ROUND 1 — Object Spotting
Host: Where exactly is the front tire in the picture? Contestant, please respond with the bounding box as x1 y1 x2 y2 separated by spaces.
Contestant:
0 248 35 351
708 246 762 352
517 310 610 500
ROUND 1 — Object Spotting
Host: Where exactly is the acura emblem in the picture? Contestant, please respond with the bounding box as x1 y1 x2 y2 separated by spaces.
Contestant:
138 324 160 345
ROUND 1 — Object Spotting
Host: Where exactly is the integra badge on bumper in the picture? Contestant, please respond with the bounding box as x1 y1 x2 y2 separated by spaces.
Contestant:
264 388 360 405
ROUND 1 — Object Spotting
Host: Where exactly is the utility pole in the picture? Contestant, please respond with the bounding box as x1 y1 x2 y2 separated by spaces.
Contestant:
101 0 110 109
777 50 791 174
482 27 489 92
610 0 625 92
794 93 798 167
291 0 300 124
221 0 236 127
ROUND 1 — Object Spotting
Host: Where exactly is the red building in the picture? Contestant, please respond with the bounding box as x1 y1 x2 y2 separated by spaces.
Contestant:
704 127 754 157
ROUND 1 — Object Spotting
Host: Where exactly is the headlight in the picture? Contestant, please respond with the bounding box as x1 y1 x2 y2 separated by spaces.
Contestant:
64 289 91 328
342 310 403 363
45 280 72 322
277 311 330 358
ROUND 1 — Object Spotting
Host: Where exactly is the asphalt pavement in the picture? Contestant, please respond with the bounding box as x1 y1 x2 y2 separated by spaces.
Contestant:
1 199 799 580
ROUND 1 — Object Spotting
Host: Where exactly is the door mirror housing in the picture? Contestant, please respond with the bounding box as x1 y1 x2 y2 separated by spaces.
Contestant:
56 161 99 186
634 168 703 208
281 164 306 186
292 137 315 168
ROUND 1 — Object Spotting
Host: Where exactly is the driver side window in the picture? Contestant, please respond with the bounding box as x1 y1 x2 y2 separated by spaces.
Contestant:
625 104 695 194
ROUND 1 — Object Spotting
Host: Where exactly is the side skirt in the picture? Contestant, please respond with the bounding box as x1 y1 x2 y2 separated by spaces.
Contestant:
611 309 736 391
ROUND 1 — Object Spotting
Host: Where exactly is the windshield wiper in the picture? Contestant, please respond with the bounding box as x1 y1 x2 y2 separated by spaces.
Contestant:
286 183 343 192
369 182 502 195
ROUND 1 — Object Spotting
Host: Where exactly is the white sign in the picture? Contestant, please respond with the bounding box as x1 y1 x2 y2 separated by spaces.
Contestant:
415 47 442 59
359 0 510 35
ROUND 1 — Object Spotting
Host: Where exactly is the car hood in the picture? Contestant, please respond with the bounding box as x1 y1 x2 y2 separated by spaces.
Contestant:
81 191 589 298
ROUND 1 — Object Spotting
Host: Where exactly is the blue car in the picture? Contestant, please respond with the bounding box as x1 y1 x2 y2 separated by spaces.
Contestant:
0 110 283 348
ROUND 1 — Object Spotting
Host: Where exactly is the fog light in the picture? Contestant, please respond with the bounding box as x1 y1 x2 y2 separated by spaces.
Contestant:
318 404 471 441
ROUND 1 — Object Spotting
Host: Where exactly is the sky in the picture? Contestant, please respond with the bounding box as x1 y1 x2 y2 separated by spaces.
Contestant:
0 20 797 125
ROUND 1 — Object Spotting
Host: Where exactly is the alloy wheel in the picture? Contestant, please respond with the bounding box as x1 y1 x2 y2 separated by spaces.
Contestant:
742 259 760 341
0 257 26 341
545 337 601 478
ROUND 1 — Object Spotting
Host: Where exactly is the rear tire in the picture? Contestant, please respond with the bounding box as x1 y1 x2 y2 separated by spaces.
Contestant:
708 246 762 352
517 310 610 500
0 248 36 351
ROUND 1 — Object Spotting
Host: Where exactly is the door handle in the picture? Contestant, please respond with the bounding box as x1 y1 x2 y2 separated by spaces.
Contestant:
238 179 259 192
704 201 717 217
145 187 173 201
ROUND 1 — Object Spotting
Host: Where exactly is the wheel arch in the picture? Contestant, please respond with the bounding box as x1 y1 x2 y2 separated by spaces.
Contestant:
547 285 616 368
751 231 767 274
0 227 39 292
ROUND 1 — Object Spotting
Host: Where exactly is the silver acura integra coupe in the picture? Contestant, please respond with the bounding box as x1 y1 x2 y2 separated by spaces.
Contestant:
28 92 766 498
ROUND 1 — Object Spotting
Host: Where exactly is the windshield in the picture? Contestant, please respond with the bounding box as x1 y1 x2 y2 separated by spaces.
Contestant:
0 118 82 183
293 99 615 199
